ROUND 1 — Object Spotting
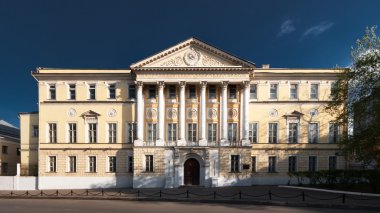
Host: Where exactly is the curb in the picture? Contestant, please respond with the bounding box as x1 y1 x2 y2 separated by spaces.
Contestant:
279 185 380 197
1 196 380 211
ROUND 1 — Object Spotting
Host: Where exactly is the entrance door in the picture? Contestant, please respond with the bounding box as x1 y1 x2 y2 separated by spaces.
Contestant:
184 158 200 185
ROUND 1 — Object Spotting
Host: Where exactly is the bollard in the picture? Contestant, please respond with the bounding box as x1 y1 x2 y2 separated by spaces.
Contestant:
239 191 241 200
342 194 346 204
302 191 305 201
269 191 272 200
186 190 189 199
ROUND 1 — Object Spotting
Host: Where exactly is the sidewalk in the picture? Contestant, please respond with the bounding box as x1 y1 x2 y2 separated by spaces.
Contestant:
1 186 380 211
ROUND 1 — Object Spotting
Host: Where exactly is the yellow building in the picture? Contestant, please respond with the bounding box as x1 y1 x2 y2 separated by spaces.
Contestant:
0 120 21 176
20 38 344 189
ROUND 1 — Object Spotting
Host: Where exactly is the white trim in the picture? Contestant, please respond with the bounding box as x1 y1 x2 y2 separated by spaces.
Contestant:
106 122 118 143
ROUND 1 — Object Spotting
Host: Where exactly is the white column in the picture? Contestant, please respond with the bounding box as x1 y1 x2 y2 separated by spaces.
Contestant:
199 81 207 146
220 81 229 146
242 81 251 146
135 81 144 146
157 81 165 146
178 81 186 146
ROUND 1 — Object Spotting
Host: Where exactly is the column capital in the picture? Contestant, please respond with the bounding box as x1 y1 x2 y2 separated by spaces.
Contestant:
242 81 250 88
200 81 207 88
135 81 143 87
157 81 165 88
179 81 186 88
220 81 229 88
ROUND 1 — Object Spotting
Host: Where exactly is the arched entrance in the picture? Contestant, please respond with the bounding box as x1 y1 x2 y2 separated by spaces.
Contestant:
184 158 200 185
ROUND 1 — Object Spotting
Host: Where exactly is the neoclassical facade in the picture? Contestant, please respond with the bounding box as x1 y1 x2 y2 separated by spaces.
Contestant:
20 38 344 189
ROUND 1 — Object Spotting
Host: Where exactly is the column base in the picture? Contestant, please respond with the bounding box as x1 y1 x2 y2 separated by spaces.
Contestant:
241 139 251 147
134 139 144 146
177 139 186 146
199 139 207 146
220 139 229 146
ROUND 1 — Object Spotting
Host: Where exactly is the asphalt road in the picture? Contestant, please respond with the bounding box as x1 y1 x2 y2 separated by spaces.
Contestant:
0 199 375 213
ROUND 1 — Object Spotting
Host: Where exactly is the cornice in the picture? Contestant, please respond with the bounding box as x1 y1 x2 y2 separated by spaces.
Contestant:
133 67 254 72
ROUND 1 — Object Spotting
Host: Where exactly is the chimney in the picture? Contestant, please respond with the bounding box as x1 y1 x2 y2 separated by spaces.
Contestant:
262 64 270 69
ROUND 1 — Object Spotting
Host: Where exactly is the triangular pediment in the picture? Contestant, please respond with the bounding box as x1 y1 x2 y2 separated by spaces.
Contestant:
131 37 255 68
81 110 100 117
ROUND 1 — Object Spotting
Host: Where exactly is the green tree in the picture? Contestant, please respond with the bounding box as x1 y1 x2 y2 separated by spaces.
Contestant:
326 26 380 168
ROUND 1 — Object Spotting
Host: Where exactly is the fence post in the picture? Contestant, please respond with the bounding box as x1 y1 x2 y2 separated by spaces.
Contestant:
26 191 29 196
71 190 73 196
239 191 241 200
269 190 272 200
40 190 43 196
119 190 122 196
102 189 104 196
186 190 189 199
56 190 58 196
302 191 305 201
86 189 89 196
10 191 13 196
214 191 216 200
342 194 346 204
137 190 140 198
160 190 162 198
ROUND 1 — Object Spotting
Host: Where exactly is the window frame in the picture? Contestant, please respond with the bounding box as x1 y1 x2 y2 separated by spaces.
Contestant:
251 156 257 173
48 123 57 143
268 156 277 173
48 156 57 173
228 123 238 145
230 155 240 173
207 123 218 143
67 156 77 173
310 83 319 99
128 84 136 99
188 85 196 99
187 123 197 142
108 156 117 173
229 85 237 99
250 84 257 99
208 85 216 99
168 85 176 99
329 123 340 144
88 156 97 173
68 123 77 143
290 83 298 99
145 155 154 172
288 156 297 172
269 83 278 99
88 123 97 143
108 83 116 99
167 123 177 142
308 156 317 172
48 84 56 100
288 123 298 144
126 122 137 143
268 123 278 144
147 123 157 143
88 84 96 100
108 123 117 143
68 83 76 100
328 156 337 170
32 125 39 137
308 123 319 144
148 85 156 99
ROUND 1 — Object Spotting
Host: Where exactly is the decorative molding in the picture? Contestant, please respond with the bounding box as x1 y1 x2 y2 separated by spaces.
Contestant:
221 81 229 88
201 54 228 66
167 108 178 119
146 108 157 119
207 108 218 119
228 108 238 119
107 109 117 117
179 81 186 88
135 81 143 87
310 109 318 117
160 56 185 67
67 108 76 117
157 81 165 88
242 81 250 88
200 81 207 87
183 48 200 66
269 109 278 117
187 108 198 119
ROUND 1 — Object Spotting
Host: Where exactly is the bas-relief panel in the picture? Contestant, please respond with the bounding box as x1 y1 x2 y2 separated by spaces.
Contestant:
146 46 238 67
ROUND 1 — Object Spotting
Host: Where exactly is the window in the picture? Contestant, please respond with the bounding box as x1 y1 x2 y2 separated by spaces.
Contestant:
145 155 153 172
128 85 136 99
88 156 96 172
188 85 196 99
148 85 156 99
310 84 319 99
69 84 76 100
48 156 56 172
2 146 8 154
251 156 256 173
309 156 317 172
250 84 257 99
229 85 237 99
290 84 298 99
329 123 339 144
16 148 20 156
108 123 117 143
88 123 97 143
1 163 8 175
288 123 298 144
89 84 96 100
167 123 177 142
269 84 278 99
48 123 57 143
268 123 278 144
268 156 276 173
147 123 157 142
208 85 216 99
329 156 337 170
108 156 117 172
32 125 39 137
207 123 217 143
68 156 76 172
228 123 238 144
109 84 116 99
288 156 297 172
168 85 176 99
68 123 77 143
308 123 319 144
230 155 240 172
128 156 133 173
187 123 197 142
126 122 137 143
49 84 56 100
249 123 258 143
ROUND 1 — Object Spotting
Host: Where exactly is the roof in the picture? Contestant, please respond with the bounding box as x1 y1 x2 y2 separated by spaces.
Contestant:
0 120 20 140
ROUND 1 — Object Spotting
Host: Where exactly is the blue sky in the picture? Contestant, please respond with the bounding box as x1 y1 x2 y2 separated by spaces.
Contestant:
0 0 379 127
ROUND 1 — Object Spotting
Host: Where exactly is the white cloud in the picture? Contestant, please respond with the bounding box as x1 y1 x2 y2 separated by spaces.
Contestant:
302 21 334 38
277 20 296 37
